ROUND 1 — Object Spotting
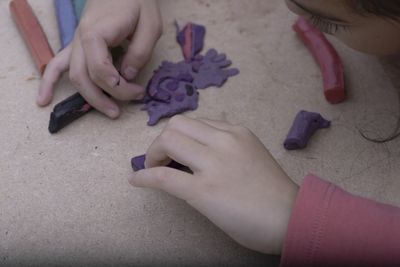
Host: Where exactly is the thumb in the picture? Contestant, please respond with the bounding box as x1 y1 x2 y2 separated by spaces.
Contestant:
128 167 194 201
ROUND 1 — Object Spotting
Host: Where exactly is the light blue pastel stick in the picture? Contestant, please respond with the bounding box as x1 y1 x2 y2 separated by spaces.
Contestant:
54 0 78 49
72 0 86 20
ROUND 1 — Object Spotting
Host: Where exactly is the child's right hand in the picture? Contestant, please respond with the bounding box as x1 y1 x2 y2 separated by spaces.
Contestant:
38 0 163 119
129 115 299 255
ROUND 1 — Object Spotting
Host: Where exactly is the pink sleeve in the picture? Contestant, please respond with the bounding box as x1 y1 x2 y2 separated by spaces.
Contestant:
280 174 400 267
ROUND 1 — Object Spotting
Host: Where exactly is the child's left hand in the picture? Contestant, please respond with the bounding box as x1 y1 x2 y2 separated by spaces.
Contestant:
128 115 299 255
37 0 162 119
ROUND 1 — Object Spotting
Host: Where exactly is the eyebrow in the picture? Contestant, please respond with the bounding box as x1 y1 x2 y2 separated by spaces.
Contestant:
290 0 349 24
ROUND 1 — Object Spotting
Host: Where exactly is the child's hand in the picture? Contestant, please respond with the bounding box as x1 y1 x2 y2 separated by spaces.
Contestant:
38 0 162 119
129 115 299 255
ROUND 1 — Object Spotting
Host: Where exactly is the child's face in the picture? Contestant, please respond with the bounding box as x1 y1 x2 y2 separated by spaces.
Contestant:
286 0 400 55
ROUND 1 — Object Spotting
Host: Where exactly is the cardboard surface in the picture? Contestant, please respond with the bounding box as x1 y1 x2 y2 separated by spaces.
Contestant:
1 0 400 266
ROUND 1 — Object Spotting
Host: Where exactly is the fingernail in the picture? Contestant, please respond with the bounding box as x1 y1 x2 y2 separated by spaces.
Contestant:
123 66 138 81
107 107 120 119
108 76 119 88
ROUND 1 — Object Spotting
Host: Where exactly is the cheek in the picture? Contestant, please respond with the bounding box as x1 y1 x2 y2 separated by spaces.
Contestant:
336 21 400 55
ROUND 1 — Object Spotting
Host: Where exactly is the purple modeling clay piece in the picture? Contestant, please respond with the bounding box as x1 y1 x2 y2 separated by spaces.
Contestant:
176 22 206 60
54 0 77 49
141 23 239 126
192 49 240 89
284 110 331 150
144 81 199 126
131 154 187 172
147 61 194 102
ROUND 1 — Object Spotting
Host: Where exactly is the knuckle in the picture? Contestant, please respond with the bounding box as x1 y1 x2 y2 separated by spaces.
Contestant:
88 63 107 84
218 131 241 151
198 180 219 198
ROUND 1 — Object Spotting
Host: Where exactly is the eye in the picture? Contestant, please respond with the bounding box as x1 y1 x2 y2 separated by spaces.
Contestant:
309 15 349 35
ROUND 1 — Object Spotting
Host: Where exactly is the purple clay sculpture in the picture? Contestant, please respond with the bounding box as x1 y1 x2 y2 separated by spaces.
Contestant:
176 22 206 61
131 154 187 172
142 22 239 126
284 110 331 150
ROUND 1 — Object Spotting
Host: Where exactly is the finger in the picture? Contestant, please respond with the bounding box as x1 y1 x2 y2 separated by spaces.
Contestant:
69 39 120 118
145 129 208 171
120 3 162 81
37 45 72 106
80 31 120 89
80 31 145 100
166 115 227 146
129 167 195 200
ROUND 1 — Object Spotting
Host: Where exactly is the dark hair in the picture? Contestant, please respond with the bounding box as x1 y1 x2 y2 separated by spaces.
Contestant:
349 1 400 143
350 0 400 19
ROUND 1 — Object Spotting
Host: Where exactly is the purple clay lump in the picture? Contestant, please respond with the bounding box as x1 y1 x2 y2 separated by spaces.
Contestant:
284 110 330 150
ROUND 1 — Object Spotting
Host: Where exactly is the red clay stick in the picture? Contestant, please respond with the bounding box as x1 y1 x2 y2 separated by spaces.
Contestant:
293 17 345 104
10 0 54 74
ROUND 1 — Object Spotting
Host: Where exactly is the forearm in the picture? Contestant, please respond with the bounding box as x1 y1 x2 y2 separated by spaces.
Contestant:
281 174 400 267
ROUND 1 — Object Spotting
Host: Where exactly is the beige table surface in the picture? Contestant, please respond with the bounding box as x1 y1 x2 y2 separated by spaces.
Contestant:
1 0 400 266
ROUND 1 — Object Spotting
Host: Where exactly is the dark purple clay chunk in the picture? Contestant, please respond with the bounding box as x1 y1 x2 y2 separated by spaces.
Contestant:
131 154 187 172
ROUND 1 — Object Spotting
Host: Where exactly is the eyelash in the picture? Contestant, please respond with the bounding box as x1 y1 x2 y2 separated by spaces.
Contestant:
309 15 348 34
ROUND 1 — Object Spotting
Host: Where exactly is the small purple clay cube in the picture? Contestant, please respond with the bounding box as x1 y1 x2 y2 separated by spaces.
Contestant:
131 154 187 171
